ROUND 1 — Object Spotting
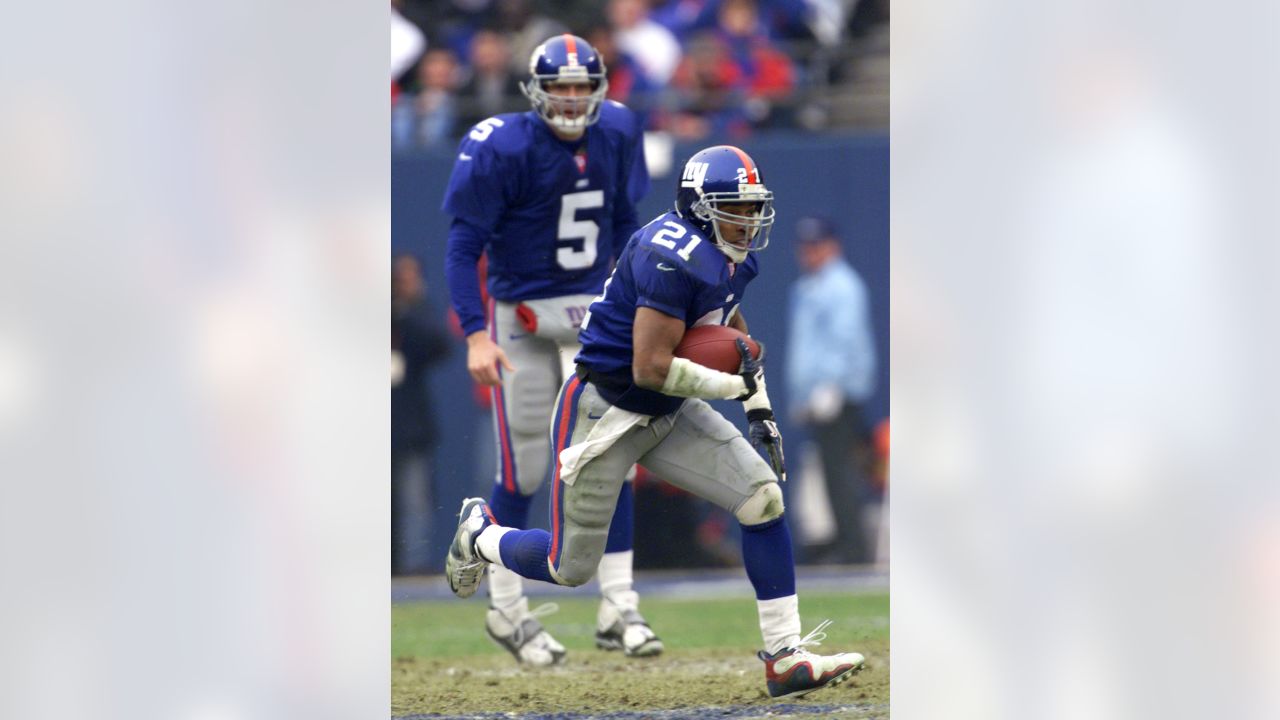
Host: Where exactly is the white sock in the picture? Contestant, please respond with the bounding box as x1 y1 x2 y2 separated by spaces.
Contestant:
474 527 524 612
597 550 635 606
757 595 801 655
488 568 525 615
474 525 512 566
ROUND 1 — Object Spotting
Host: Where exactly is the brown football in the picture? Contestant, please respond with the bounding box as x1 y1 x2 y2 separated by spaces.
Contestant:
673 325 761 374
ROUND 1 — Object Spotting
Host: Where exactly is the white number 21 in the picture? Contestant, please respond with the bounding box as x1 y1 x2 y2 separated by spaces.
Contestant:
650 221 702 261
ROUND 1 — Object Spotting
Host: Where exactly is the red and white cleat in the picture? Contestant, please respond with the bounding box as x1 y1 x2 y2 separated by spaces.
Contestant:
758 620 865 699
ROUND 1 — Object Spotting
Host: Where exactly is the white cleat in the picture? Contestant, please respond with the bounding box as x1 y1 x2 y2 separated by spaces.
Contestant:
485 599 567 667
596 593 664 657
445 497 493 598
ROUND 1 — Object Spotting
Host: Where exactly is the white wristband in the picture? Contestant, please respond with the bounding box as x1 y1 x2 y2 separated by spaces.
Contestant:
661 357 747 400
742 374 772 413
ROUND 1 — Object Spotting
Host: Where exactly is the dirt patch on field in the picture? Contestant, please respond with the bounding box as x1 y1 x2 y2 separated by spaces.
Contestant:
392 641 889 718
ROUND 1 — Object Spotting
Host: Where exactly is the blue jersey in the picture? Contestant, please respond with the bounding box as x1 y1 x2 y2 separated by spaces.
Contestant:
444 102 649 336
576 211 760 416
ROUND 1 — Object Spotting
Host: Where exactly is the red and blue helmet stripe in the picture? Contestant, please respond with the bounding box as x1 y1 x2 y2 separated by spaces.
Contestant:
529 34 605 80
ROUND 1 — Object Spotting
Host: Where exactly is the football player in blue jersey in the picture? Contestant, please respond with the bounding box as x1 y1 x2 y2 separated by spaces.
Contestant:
443 34 662 666
446 145 867 698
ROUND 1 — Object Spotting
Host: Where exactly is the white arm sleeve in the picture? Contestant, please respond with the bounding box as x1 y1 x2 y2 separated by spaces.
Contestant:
660 357 747 400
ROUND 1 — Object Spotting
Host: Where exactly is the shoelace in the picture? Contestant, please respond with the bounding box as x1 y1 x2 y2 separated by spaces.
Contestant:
455 504 488 576
455 545 485 584
510 603 560 646
789 619 833 658
528 602 560 621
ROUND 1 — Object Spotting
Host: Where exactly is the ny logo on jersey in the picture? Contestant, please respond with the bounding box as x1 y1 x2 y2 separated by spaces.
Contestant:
565 305 588 328
681 161 710 188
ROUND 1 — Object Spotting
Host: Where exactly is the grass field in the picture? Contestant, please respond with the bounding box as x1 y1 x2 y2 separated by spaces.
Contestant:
392 589 889 719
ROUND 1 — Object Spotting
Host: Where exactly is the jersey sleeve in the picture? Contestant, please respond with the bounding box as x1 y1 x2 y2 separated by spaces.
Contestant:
444 218 490 336
609 104 648 260
631 246 695 321
623 109 650 204
441 121 520 233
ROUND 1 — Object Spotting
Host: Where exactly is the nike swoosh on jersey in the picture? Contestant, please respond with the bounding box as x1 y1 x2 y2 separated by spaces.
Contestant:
459 153 473 161
656 262 676 271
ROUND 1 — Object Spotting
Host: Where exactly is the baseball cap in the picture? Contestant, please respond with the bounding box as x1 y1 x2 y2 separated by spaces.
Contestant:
794 216 838 244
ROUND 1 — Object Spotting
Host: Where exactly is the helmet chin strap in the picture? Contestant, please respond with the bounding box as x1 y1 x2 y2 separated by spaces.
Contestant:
521 76 605 138
547 116 586 138
715 242 749 263
713 227 750 262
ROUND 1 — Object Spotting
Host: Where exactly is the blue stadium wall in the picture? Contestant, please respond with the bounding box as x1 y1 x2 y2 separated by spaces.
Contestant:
393 131 888 564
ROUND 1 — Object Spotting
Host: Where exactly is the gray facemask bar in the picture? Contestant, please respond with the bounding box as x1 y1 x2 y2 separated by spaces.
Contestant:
692 189 776 261
520 71 608 133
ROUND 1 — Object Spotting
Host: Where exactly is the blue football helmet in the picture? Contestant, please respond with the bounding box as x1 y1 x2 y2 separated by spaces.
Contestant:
520 34 608 136
675 145 776 263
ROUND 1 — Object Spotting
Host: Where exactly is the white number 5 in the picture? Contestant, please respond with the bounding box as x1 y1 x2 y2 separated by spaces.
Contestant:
469 117 505 141
557 191 603 270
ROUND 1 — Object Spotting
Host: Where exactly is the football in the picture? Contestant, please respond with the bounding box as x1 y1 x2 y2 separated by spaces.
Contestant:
673 325 761 374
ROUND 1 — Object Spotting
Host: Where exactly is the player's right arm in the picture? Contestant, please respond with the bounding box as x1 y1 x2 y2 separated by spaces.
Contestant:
631 306 686 389
444 219 515 386
628 238 752 400
465 330 513 386
443 116 521 385
632 307 753 399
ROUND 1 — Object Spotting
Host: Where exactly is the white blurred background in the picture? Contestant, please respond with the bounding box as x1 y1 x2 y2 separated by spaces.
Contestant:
0 1 388 718
0 0 1276 717
894 0 1280 718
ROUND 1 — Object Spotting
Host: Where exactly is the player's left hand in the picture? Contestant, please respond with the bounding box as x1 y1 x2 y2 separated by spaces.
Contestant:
747 409 786 482
735 338 765 401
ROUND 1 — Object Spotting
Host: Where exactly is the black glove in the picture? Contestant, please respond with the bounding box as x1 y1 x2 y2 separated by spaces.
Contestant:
735 338 765 401
747 408 787 481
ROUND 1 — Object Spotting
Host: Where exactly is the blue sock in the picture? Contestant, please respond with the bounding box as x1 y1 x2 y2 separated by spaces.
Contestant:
496 529 555 584
741 516 797 600
604 481 634 554
488 484 533 529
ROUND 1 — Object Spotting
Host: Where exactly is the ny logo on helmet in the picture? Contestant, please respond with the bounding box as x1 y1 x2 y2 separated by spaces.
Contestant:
682 161 710 189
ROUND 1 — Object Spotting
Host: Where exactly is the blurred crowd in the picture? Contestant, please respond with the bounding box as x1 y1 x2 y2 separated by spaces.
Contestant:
391 0 889 150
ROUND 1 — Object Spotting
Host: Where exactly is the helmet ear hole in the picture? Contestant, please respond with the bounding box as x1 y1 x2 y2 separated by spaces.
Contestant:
692 200 712 222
